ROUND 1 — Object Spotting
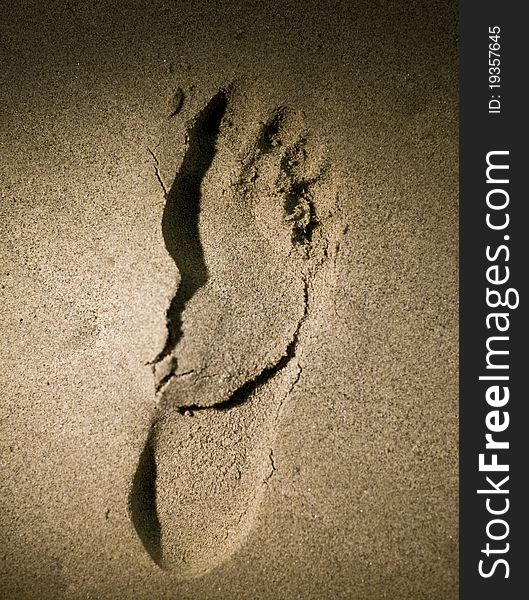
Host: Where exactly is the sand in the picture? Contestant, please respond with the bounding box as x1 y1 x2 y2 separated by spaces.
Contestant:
0 1 458 598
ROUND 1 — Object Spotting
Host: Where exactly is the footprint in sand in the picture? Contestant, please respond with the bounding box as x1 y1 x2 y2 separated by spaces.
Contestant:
128 84 337 578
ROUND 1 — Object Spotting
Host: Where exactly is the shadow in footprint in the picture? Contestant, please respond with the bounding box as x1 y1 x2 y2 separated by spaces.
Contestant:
128 89 229 567
128 426 162 566
156 88 229 366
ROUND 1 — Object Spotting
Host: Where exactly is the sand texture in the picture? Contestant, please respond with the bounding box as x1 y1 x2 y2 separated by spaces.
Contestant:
1 1 458 598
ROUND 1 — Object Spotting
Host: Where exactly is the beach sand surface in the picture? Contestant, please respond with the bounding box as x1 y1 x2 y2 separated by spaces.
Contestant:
1 1 457 598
